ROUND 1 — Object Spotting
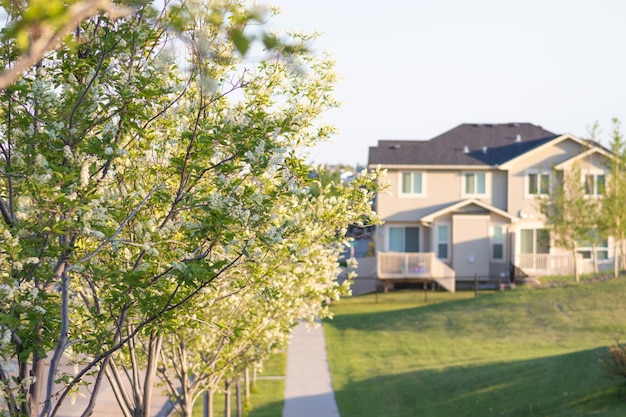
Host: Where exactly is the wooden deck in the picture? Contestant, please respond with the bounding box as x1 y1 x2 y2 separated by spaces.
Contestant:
377 252 455 292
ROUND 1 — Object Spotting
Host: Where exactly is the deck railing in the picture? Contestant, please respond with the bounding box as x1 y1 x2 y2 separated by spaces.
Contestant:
377 252 455 292
515 253 616 276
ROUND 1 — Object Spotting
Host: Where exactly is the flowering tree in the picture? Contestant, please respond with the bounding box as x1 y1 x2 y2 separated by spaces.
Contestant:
0 1 377 416
156 170 379 417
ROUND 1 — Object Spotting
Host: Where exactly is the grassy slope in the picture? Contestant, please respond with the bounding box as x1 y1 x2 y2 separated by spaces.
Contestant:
325 281 626 417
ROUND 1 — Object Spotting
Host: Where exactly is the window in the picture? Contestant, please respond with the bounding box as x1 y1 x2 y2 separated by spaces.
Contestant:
520 229 550 254
492 226 504 261
584 173 605 196
528 172 550 196
577 236 609 261
463 172 486 196
436 225 449 260
389 226 420 252
400 172 424 195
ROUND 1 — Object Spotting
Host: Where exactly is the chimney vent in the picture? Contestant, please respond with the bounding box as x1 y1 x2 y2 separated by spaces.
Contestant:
463 146 469 154
515 134 522 142
482 146 488 154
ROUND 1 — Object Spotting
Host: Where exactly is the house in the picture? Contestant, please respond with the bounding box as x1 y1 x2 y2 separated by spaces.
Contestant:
368 123 613 292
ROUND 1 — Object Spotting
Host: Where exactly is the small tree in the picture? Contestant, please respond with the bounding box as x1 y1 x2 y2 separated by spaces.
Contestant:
540 163 598 282
599 119 626 278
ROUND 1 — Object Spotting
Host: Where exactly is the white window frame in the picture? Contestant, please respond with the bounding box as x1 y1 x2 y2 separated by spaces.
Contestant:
582 170 606 198
398 171 426 197
577 234 610 262
491 225 506 262
518 227 550 255
387 224 421 252
524 169 551 199
434 222 450 261
461 171 489 198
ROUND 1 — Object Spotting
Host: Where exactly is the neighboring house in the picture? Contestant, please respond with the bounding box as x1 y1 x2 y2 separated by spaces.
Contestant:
368 123 613 292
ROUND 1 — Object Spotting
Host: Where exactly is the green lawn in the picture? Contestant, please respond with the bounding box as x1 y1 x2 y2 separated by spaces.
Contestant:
324 280 626 417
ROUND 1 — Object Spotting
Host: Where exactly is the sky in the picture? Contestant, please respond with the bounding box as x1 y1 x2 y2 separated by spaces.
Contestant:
264 0 626 167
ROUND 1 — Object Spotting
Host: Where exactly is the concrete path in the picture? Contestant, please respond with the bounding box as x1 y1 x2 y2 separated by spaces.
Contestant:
283 321 340 417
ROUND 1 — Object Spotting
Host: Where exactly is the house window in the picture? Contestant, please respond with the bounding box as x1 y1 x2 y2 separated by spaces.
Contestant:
436 225 449 260
492 226 504 261
463 172 486 196
520 229 550 254
577 237 609 260
528 172 550 196
400 172 424 195
389 226 420 252
584 173 605 196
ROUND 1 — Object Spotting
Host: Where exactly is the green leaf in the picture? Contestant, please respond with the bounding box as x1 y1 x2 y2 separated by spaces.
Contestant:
230 29 250 56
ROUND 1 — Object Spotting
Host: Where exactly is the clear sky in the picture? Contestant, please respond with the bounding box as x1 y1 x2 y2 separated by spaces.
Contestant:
265 0 626 167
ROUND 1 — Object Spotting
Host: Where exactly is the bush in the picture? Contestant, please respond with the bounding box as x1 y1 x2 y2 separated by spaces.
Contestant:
601 339 626 382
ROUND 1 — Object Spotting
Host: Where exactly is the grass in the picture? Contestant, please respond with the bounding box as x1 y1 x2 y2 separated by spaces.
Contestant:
324 280 626 417
190 352 286 417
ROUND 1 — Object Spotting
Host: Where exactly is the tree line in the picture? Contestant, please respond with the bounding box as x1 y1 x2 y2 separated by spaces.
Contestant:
0 1 379 416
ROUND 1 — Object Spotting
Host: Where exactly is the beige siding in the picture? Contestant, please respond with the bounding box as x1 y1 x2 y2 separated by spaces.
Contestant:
491 170 507 210
378 169 500 221
507 139 586 220
452 215 490 278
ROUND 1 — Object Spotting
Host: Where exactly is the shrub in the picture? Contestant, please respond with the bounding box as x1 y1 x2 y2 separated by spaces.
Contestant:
601 338 626 382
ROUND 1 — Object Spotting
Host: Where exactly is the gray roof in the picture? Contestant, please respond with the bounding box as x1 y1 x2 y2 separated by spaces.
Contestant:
369 123 559 166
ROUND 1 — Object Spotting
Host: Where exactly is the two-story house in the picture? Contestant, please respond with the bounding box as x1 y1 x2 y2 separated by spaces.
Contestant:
368 123 613 292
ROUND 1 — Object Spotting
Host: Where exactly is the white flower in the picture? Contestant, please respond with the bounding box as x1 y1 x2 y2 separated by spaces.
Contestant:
80 162 90 187
35 154 48 168
1 329 11 348
104 147 114 155
63 145 74 162
91 230 105 239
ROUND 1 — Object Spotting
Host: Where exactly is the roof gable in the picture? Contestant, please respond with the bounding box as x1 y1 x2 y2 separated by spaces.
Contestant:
554 146 614 170
420 199 517 224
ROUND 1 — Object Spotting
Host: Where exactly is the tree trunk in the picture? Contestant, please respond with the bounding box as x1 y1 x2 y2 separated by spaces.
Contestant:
203 389 214 417
244 368 250 400
142 334 163 417
236 378 242 417
614 241 619 279
224 380 231 417
573 249 580 283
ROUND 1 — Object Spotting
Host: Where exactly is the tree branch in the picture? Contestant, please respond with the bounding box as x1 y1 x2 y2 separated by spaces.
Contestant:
0 0 132 90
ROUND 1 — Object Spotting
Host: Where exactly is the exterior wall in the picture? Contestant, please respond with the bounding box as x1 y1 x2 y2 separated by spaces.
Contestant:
452 215 490 278
377 168 500 222
507 139 585 220
491 170 508 210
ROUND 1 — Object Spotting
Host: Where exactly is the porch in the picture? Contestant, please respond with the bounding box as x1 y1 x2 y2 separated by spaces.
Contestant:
376 252 456 292
515 253 617 276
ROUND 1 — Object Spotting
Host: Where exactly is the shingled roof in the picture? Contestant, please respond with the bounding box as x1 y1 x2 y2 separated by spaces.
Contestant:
368 123 559 166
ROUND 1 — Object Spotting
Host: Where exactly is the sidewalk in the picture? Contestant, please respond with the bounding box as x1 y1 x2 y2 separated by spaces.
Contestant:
282 321 340 417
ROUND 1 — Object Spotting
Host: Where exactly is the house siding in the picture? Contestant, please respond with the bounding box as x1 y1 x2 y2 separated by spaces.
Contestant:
507 139 586 220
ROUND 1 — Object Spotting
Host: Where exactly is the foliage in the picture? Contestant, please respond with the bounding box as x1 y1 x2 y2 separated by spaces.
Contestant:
540 162 599 282
0 1 380 416
601 339 626 383
599 119 626 278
